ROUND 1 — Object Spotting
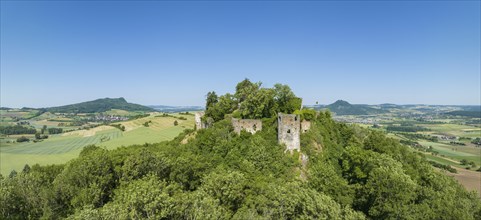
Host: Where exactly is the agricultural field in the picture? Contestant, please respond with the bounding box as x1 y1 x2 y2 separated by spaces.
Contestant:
333 104 481 195
99 112 195 148
0 109 41 121
104 109 146 116
420 123 481 138
0 112 195 176
0 126 121 175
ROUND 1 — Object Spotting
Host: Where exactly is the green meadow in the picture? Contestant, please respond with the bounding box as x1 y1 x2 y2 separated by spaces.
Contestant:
423 153 460 167
0 113 194 176
421 123 481 138
418 139 481 167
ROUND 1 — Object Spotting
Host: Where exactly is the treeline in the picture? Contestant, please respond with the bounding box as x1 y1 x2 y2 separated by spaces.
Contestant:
450 141 466 146
398 132 438 142
386 125 429 132
156 113 187 120
128 113 150 120
445 110 481 118
2 111 480 219
428 161 457 173
472 137 481 145
0 125 36 135
47 128 63 134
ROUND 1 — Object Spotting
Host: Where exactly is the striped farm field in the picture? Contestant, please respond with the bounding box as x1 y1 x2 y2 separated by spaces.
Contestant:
0 113 194 175
0 126 122 175
421 123 481 138
99 113 195 148
417 140 481 166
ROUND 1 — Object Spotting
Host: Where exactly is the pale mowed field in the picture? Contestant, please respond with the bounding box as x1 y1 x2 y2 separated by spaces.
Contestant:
0 113 194 176
444 167 481 198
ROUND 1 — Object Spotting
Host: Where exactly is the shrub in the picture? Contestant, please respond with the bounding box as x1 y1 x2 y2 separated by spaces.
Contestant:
16 136 30 143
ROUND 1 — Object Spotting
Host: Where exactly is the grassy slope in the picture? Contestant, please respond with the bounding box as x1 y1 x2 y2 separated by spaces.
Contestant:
0 113 194 176
99 113 194 148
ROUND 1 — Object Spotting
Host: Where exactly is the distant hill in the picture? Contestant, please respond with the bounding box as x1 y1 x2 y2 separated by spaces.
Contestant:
444 110 481 118
458 105 481 112
46 97 155 113
325 100 388 115
379 103 400 109
148 105 204 113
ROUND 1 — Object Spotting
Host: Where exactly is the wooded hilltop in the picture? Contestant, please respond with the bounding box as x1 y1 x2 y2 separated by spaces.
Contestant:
1 79 480 219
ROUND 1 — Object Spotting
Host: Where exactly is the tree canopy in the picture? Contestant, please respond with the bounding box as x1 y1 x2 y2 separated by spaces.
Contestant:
205 79 303 121
2 80 480 219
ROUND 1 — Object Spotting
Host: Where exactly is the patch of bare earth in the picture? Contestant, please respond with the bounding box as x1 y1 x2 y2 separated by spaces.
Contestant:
444 167 481 198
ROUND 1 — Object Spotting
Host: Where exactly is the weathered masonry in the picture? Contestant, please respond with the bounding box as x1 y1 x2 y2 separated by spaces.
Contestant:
194 112 206 130
301 120 311 133
278 113 301 152
232 118 262 134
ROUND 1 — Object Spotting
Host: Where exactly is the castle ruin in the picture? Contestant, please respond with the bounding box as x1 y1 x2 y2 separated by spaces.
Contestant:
194 112 206 130
278 113 301 152
301 120 311 133
199 111 311 153
232 118 262 134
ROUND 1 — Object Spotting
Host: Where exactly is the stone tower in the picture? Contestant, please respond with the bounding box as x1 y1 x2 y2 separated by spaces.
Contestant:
194 111 206 130
278 113 301 152
232 118 262 134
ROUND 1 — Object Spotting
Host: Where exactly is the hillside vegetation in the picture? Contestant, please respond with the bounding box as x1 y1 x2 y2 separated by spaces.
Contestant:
45 97 154 113
1 80 480 219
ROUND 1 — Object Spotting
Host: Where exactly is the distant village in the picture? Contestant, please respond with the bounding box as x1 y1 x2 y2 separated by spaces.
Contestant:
92 115 129 122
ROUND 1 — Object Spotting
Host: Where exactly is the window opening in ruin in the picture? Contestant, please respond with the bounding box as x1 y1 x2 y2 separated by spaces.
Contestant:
287 129 291 133
253 124 257 131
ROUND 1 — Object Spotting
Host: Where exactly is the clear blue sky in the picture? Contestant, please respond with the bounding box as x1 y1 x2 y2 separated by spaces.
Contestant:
1 1 480 107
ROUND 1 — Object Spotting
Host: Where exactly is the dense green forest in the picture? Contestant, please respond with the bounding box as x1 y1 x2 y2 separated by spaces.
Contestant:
45 97 154 113
444 110 481 118
1 80 480 219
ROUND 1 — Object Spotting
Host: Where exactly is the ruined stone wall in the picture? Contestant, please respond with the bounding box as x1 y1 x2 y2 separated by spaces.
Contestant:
301 120 311 133
278 113 300 151
232 118 262 134
194 112 205 130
